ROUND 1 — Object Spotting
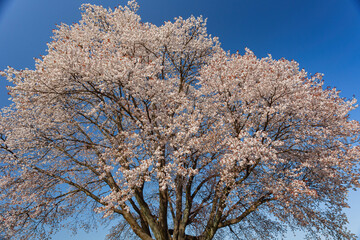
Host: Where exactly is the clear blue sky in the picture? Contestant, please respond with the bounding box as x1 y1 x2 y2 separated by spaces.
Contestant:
1 0 360 239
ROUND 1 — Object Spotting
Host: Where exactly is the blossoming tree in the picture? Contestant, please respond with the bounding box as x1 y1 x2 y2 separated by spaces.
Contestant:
1 1 359 239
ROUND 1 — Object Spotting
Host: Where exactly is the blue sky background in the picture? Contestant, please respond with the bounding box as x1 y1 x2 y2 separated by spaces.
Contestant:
0 0 360 239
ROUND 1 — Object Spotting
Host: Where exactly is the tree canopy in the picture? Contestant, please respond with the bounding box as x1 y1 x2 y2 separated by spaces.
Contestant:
1 1 359 239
